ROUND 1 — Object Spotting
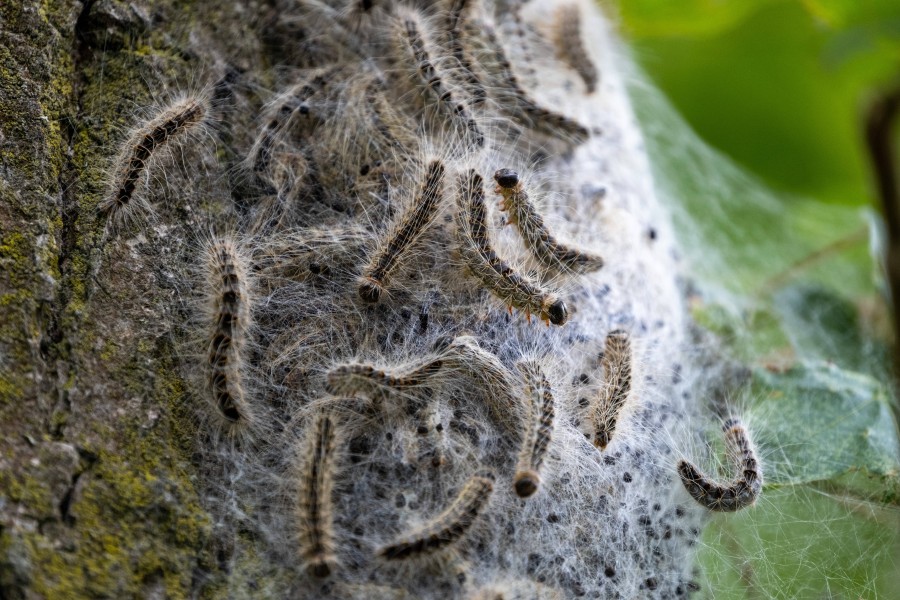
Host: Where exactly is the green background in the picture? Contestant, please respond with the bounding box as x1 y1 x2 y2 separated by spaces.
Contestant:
605 0 900 597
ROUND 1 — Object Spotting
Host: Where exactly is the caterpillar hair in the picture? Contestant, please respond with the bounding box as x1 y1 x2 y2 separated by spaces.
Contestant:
494 168 604 275
591 329 631 450
359 159 446 303
677 417 762 512
296 413 340 577
378 471 494 560
456 169 568 326
512 360 556 498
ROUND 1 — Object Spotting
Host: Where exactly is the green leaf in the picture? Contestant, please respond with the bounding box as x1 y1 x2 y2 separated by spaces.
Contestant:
752 363 899 490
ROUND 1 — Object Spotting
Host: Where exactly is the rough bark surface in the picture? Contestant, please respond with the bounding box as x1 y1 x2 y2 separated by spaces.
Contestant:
0 1 715 598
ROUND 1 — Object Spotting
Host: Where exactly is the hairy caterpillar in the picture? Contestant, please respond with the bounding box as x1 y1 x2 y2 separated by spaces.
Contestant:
359 159 446 303
324 358 443 400
592 329 631 450
553 4 598 94
202 235 255 437
677 418 762 512
512 360 555 498
296 413 339 578
378 472 494 560
100 96 208 226
494 168 604 275
477 17 589 143
456 169 568 325
446 0 487 107
394 9 484 148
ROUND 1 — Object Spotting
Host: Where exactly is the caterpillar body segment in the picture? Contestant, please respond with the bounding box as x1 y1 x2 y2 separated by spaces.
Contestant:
592 329 631 450
494 169 604 275
513 361 555 498
395 9 485 148
378 472 495 560
297 413 340 577
554 4 598 93
203 235 255 437
325 358 444 400
456 169 568 326
677 418 762 512
359 159 446 303
100 97 208 226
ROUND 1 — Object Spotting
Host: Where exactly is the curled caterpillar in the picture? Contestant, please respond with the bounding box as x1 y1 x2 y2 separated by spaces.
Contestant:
592 329 631 450
513 361 556 498
359 159 446 303
677 418 762 512
379 472 494 560
456 169 568 326
494 168 603 275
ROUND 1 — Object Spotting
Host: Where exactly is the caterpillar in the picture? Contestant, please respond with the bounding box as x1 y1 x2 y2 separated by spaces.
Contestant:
359 159 445 303
203 235 255 437
553 4 598 93
250 65 342 176
297 413 339 577
512 361 556 498
456 169 568 325
324 358 443 400
378 472 494 560
395 9 484 148
477 18 588 143
446 0 487 107
677 418 762 512
494 168 604 275
592 329 631 450
100 96 208 226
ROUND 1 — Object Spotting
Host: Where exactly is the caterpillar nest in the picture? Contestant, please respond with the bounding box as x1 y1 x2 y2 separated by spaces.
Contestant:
87 0 739 597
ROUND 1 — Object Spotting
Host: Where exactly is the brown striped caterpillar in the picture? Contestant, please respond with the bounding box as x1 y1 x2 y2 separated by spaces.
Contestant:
494 169 604 275
100 96 208 227
592 329 631 450
446 0 487 107
394 9 485 148
325 358 443 400
203 235 255 437
378 472 494 560
359 159 445 303
250 66 342 177
477 18 588 143
456 169 568 326
513 361 555 498
296 413 339 577
553 4 598 94
677 418 762 513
